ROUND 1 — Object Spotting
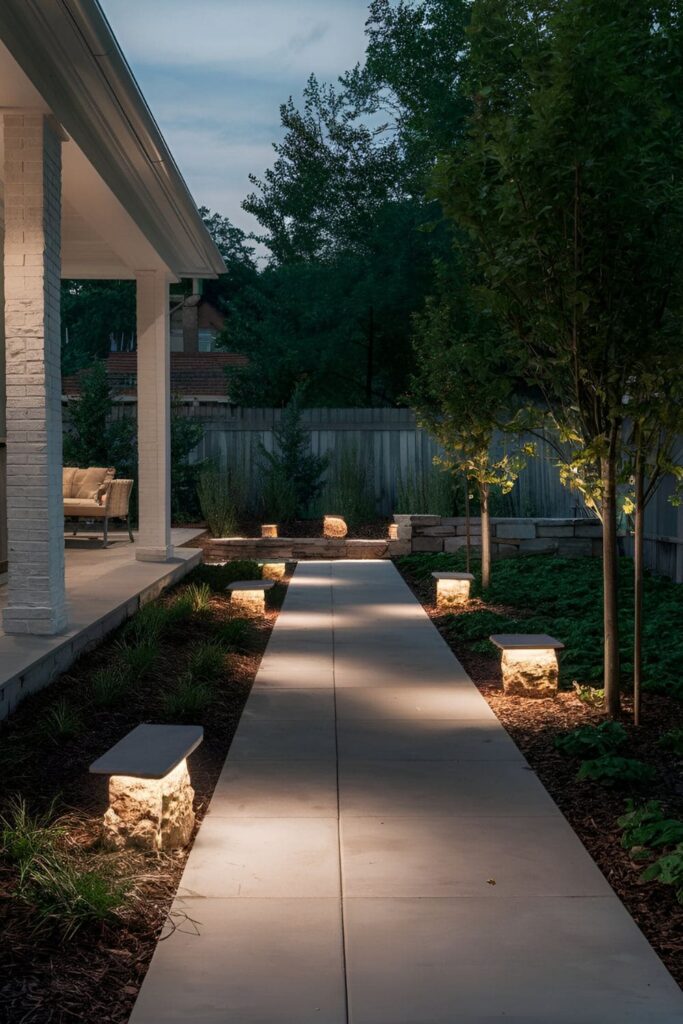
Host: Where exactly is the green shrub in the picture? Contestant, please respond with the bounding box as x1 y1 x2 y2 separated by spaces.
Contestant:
577 755 656 787
197 468 239 537
162 673 214 721
658 728 683 756
555 722 627 759
39 700 83 744
395 465 458 516
115 640 159 681
90 666 130 709
261 464 298 522
188 642 227 683
618 800 683 858
639 845 683 903
259 387 328 518
214 618 255 651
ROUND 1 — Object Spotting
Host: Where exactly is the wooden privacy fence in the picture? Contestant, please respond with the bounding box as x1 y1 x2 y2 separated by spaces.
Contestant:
163 404 580 518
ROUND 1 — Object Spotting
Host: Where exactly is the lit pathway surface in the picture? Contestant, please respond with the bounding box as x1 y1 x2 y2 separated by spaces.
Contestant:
131 560 683 1023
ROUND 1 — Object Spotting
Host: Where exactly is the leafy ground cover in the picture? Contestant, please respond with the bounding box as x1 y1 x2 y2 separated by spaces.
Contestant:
0 557 289 1023
397 551 683 985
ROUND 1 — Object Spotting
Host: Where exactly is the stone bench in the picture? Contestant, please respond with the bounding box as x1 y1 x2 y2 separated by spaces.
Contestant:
490 634 564 698
90 724 203 851
228 579 275 615
432 571 475 608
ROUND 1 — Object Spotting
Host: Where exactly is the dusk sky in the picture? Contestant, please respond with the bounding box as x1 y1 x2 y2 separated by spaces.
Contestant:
101 1 371 245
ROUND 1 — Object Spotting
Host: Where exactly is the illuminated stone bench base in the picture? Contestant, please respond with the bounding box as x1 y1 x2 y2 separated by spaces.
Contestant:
490 634 564 698
432 571 475 608
90 724 203 852
228 579 275 615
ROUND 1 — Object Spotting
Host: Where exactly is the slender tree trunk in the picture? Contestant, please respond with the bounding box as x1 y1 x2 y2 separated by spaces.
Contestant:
633 427 644 726
464 478 471 575
480 480 491 590
601 454 621 718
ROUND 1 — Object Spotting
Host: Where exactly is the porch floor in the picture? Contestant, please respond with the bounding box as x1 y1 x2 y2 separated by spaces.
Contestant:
0 529 203 719
130 560 683 1024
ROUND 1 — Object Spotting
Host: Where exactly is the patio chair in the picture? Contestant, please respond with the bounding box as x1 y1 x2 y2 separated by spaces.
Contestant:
63 467 134 547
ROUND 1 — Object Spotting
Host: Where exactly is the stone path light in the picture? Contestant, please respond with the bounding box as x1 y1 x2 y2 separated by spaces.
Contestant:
261 524 278 538
490 634 565 698
432 571 475 609
228 579 275 616
261 562 287 580
90 724 203 852
324 515 348 539
388 523 399 540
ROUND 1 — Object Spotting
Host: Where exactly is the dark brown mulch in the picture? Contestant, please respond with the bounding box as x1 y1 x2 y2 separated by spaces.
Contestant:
397 565 683 988
0 570 290 1024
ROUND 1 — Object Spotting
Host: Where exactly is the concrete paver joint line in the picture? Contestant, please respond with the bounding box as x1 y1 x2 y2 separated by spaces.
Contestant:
129 559 683 1024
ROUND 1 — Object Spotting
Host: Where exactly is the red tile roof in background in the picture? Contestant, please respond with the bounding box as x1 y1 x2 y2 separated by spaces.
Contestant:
62 352 248 398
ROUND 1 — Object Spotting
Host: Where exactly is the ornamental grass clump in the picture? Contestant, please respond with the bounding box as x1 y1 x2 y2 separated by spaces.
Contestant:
213 617 255 651
122 602 169 645
38 699 84 745
185 582 213 614
162 673 214 722
187 642 228 683
90 666 130 709
114 640 159 680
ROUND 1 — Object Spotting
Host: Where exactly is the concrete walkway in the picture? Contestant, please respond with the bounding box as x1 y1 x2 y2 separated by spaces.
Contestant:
131 560 683 1023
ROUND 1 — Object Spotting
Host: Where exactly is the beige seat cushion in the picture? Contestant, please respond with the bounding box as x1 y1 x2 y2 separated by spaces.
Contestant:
63 467 77 498
63 497 106 518
72 467 115 501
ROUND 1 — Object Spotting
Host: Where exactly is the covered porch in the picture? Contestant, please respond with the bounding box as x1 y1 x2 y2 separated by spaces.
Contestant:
0 527 203 720
0 1 224 641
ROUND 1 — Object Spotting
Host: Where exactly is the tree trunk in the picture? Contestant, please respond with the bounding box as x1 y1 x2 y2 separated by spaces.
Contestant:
633 429 644 726
601 455 621 717
480 480 491 590
464 479 471 575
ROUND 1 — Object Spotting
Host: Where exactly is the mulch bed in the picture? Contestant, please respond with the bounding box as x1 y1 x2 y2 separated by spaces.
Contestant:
0 563 290 1024
397 564 683 987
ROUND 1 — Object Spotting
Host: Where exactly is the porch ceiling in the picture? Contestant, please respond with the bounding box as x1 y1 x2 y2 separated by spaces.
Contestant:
0 1 225 280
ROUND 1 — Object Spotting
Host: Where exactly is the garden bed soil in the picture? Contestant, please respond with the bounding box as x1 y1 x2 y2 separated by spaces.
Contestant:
397 559 683 988
0 562 290 1024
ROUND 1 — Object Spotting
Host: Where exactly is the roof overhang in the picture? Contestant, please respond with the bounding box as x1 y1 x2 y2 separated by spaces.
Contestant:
0 0 225 280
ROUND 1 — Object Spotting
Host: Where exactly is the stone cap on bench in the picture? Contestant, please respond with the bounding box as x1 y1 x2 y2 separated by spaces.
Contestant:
490 634 565 651
90 724 203 779
432 572 475 581
228 580 276 592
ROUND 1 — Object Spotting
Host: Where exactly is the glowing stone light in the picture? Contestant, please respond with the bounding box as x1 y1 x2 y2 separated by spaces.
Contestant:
432 571 475 608
90 724 203 852
489 634 564 698
228 579 275 615
261 561 287 580
324 515 348 538
388 524 399 540
261 524 278 538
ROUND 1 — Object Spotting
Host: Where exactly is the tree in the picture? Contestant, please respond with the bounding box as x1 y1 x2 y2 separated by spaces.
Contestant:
410 263 530 588
61 280 135 374
63 361 136 476
259 387 328 519
435 0 683 715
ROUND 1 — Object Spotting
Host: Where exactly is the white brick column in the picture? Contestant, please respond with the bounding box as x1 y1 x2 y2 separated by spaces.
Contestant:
3 114 66 635
136 270 172 562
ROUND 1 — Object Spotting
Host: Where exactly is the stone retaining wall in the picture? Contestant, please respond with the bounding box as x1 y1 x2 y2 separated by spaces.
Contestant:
206 537 411 562
393 516 603 558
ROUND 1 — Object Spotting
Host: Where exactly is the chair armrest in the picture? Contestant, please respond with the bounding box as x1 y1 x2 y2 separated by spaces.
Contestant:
103 479 133 517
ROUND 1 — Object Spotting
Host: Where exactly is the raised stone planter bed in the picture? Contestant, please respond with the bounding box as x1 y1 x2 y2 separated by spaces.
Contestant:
395 515 604 559
206 537 411 561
